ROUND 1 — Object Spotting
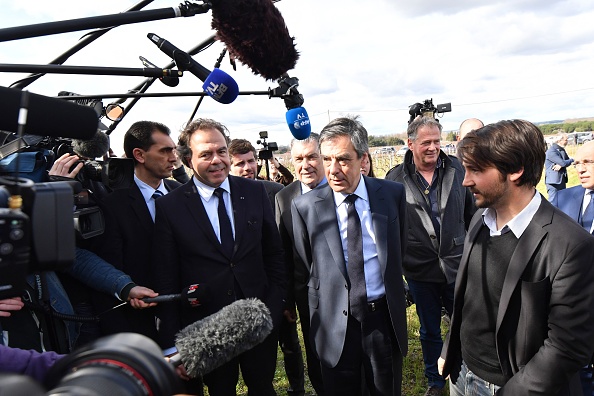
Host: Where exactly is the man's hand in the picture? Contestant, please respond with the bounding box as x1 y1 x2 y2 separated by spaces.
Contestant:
49 153 83 178
551 164 562 171
0 297 24 317
128 286 158 309
283 308 297 323
438 357 449 379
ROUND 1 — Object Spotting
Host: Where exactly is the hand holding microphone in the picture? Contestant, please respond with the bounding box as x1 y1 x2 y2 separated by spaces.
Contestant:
141 283 208 307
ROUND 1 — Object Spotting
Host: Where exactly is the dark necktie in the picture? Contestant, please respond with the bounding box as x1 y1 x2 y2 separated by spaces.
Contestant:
213 188 234 256
152 190 164 200
582 190 594 233
345 194 367 322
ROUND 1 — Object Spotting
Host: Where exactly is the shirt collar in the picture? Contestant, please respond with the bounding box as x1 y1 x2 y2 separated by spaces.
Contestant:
192 176 231 202
482 191 541 237
333 176 369 207
301 176 328 194
134 174 166 201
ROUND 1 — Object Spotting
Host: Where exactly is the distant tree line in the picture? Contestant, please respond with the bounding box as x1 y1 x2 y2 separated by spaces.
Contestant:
368 135 406 147
539 120 594 135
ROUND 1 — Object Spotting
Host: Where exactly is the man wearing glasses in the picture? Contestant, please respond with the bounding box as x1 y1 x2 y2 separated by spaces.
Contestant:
554 140 594 396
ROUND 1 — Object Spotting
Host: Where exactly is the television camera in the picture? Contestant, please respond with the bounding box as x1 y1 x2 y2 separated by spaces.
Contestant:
408 98 452 124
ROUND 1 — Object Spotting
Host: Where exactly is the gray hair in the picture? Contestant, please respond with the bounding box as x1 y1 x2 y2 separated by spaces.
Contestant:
408 116 442 141
290 132 320 150
554 133 568 143
319 115 368 158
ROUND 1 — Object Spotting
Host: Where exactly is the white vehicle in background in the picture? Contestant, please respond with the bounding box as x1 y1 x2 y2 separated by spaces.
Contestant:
396 146 409 157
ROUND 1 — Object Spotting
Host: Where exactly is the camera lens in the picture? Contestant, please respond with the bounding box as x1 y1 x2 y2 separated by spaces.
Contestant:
45 333 182 396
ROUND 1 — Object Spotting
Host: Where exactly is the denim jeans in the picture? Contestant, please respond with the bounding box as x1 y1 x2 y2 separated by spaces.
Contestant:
450 361 501 396
406 278 454 389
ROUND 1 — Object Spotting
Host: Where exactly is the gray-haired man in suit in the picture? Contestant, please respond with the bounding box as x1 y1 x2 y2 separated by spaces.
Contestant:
292 116 408 395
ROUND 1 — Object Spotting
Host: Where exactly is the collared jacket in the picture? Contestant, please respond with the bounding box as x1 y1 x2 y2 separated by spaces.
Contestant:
385 149 475 283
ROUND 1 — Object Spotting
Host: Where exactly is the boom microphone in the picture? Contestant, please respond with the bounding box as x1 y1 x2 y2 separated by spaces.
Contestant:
141 283 208 307
72 131 109 159
147 33 239 104
0 86 98 139
171 298 273 377
211 0 299 81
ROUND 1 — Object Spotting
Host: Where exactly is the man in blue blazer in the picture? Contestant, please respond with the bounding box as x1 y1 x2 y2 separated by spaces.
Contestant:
545 133 573 204
554 140 594 396
292 116 408 395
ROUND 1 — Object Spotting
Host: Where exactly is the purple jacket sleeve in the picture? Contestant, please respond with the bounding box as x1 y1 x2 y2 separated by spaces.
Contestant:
0 345 64 382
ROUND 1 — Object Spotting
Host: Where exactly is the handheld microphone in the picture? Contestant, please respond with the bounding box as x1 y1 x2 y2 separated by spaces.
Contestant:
0 86 98 139
170 298 273 377
147 33 239 104
141 283 208 307
286 107 311 140
72 131 109 159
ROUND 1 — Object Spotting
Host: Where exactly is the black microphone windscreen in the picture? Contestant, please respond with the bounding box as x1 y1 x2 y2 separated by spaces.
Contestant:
174 298 273 377
72 131 109 159
211 0 299 81
0 86 98 140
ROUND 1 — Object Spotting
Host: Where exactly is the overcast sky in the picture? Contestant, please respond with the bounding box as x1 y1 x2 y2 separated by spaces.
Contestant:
1 0 594 155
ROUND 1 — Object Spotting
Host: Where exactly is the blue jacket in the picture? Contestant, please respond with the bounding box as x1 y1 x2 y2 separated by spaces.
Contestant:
1 248 134 352
545 143 573 185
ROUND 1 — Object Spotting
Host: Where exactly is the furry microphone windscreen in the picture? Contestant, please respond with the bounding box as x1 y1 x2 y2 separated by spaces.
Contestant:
211 0 299 81
72 131 109 159
174 298 273 377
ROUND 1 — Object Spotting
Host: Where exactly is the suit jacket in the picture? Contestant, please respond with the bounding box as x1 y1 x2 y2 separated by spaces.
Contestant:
291 176 408 368
545 143 572 185
261 179 283 215
555 185 588 226
275 181 308 309
442 197 594 395
385 150 476 283
152 176 286 348
91 178 180 340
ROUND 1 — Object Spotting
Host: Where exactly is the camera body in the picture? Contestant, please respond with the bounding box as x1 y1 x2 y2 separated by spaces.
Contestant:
408 98 452 124
256 131 278 161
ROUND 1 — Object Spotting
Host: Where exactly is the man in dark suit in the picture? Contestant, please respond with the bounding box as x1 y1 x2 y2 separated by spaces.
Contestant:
545 133 574 204
439 120 594 395
93 121 180 341
227 138 305 396
276 132 327 395
152 118 285 396
292 116 408 395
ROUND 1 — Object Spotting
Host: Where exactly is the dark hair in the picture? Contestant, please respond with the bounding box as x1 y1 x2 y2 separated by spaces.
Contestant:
319 115 368 158
457 119 545 187
124 121 170 164
228 139 257 159
177 118 230 167
366 153 375 178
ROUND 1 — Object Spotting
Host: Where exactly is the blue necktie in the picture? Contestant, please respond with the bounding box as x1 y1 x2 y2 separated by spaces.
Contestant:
152 190 164 200
345 194 367 322
213 188 234 257
582 191 594 233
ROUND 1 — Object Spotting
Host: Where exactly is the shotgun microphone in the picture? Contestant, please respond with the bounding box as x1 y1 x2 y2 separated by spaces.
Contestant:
170 298 273 377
